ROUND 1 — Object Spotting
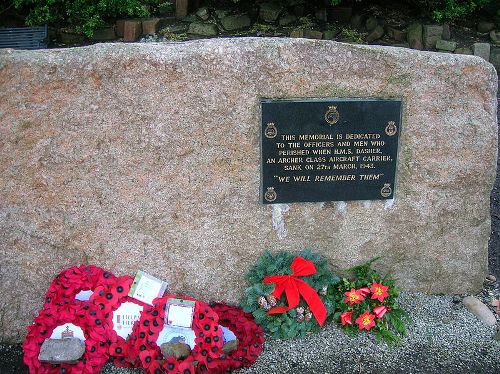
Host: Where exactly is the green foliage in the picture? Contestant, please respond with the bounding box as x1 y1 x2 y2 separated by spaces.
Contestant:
408 0 493 22
241 249 340 339
338 27 367 44
334 258 411 344
13 0 168 37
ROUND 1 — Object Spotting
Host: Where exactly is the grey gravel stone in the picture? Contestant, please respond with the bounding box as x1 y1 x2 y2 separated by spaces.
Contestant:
463 296 497 326
455 47 473 55
436 39 457 52
259 2 283 22
490 47 500 71
407 23 423 50
423 24 443 49
38 338 85 364
491 30 500 44
478 21 495 34
160 342 190 359
366 25 384 43
187 22 218 36
195 7 210 21
221 14 251 31
473 42 491 61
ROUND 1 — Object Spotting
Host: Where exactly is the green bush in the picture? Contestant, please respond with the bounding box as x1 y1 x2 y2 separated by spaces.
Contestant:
401 0 493 22
13 0 171 37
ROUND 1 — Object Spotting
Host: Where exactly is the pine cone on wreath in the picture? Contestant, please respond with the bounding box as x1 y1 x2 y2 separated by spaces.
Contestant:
266 295 277 307
257 296 270 310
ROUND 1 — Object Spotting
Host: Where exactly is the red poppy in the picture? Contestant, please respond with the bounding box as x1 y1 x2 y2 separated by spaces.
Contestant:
355 311 376 331
340 310 354 326
373 305 389 319
139 350 154 368
370 282 390 302
162 356 180 372
178 356 196 373
344 288 365 306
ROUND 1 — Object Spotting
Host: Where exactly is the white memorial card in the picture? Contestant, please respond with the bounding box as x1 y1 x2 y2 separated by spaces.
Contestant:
128 271 168 306
165 298 195 328
112 301 143 339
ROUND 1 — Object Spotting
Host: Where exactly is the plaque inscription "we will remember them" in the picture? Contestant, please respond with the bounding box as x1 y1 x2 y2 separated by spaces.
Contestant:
260 99 402 204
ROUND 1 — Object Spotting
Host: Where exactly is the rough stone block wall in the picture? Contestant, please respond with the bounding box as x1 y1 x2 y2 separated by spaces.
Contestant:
0 38 497 341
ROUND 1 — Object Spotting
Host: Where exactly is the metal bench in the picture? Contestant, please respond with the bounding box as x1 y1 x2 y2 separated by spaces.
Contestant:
0 25 48 50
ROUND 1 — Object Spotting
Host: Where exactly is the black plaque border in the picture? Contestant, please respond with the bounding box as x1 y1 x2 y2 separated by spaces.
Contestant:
260 97 403 204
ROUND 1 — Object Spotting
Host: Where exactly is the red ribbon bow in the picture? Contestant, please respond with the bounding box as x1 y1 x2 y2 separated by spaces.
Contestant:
263 256 327 326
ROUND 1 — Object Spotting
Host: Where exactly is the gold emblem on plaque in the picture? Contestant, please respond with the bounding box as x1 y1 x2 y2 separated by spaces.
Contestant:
264 122 278 139
264 187 277 202
385 121 398 136
380 183 392 198
325 105 340 125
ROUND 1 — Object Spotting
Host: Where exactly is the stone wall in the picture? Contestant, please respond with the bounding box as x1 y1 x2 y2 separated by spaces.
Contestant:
0 38 497 341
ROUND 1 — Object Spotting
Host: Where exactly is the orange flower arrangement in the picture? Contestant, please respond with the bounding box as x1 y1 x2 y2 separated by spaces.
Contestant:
334 259 410 343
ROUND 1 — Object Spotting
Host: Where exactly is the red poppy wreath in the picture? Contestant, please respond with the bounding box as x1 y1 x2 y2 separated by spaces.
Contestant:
210 303 264 372
128 294 224 374
23 301 110 374
43 265 116 308
90 275 148 368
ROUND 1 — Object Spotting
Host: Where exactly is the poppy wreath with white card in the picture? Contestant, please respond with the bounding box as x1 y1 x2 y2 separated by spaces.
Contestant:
128 294 224 374
43 265 116 309
90 275 148 368
23 301 110 374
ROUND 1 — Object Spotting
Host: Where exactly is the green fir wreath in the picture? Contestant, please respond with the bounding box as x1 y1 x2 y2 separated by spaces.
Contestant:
241 250 339 339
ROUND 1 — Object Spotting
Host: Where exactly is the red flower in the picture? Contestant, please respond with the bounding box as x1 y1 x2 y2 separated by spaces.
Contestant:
355 311 376 331
162 356 179 372
373 305 388 319
370 282 390 302
340 311 354 326
358 287 371 297
344 288 365 306
139 350 154 368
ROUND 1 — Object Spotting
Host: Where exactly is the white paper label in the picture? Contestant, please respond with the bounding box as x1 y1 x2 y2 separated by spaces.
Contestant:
75 290 93 301
129 271 168 306
167 304 194 328
112 302 143 339
50 323 85 342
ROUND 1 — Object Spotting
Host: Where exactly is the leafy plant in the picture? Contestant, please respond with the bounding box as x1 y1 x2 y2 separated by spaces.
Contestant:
338 27 367 44
13 0 155 37
334 258 410 344
405 0 493 22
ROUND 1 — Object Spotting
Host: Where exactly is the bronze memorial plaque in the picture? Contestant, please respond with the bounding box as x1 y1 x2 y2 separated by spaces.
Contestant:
261 98 402 204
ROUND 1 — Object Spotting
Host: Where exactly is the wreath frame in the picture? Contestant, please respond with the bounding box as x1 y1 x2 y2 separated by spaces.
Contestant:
43 265 116 309
23 301 110 374
128 294 224 374
241 249 340 339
